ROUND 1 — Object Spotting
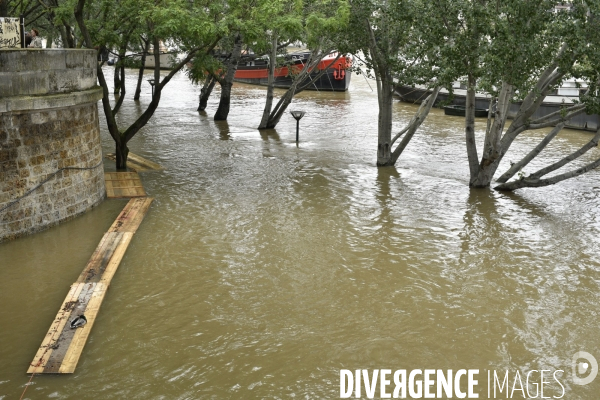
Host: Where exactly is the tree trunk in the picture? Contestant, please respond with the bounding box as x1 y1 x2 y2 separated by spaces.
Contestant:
390 87 441 164
496 122 564 183
134 38 150 101
198 75 217 111
259 35 278 130
376 69 394 166
364 18 395 167
112 63 126 114
120 63 125 95
113 44 127 96
58 26 68 47
45 32 53 48
114 59 122 95
66 24 75 48
264 89 295 128
0 1 8 18
469 81 513 187
259 49 337 129
214 33 243 121
115 141 129 171
76 0 221 171
62 22 75 48
465 74 482 186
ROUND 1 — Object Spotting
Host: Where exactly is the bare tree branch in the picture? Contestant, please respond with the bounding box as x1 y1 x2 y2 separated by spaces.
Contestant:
495 156 600 191
528 129 600 180
496 122 566 183
390 86 441 163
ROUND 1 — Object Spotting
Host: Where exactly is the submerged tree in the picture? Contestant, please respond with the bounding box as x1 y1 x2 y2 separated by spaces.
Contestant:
428 0 600 189
256 0 350 129
492 3 600 191
343 0 445 166
75 0 223 169
187 0 249 120
258 45 345 129
187 52 220 112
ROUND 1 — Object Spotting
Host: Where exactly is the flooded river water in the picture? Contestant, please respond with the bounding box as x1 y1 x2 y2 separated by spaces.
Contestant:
1 68 600 399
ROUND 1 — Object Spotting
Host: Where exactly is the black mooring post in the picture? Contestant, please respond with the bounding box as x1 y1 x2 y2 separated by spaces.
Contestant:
20 14 25 48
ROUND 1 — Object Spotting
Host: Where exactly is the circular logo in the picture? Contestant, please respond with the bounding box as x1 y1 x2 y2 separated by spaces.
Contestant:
572 351 598 385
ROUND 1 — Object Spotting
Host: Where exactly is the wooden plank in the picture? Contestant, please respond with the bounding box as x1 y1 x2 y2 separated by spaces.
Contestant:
107 189 146 199
121 197 153 233
42 283 96 373
104 172 140 180
128 152 163 171
110 188 146 198
99 232 133 285
107 197 146 232
105 152 163 172
76 232 124 283
104 172 146 198
105 174 139 182
27 283 84 374
108 197 153 233
59 283 108 373
28 197 153 374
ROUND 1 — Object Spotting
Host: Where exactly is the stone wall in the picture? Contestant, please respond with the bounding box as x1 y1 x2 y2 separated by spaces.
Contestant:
0 49 97 96
0 49 105 242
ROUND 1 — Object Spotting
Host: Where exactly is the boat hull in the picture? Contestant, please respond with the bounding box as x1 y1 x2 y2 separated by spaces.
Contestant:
234 68 351 91
444 105 488 118
234 53 352 92
395 84 599 132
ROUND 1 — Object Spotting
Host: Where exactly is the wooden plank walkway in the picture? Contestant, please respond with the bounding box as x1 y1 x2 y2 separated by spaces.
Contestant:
105 152 163 172
105 172 146 198
28 197 153 374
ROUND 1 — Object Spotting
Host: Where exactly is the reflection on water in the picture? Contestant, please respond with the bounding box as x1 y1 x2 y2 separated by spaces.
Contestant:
1 68 600 399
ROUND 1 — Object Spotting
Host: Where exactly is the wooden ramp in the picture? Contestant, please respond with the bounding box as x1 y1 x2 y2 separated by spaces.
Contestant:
105 172 146 198
105 152 163 172
28 197 153 374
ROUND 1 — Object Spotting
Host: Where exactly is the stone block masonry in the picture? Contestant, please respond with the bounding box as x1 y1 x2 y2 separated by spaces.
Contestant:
0 49 96 97
0 49 105 242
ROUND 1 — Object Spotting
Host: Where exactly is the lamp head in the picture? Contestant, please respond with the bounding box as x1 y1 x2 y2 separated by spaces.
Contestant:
290 111 305 121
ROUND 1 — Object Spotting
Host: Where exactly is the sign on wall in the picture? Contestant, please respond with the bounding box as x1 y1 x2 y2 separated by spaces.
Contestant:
0 17 21 49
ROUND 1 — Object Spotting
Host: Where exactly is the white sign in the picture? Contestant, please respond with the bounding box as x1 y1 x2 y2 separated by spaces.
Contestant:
0 17 21 49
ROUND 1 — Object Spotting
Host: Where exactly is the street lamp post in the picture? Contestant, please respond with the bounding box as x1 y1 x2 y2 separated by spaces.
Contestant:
147 79 155 97
290 111 305 143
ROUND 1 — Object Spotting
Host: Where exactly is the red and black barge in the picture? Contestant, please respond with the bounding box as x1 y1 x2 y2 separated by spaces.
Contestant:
234 51 352 92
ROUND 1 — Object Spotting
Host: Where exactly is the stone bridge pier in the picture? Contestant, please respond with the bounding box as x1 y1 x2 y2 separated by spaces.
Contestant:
0 49 105 242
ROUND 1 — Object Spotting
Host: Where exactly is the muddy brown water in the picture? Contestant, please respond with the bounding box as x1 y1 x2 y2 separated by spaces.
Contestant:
1 68 600 399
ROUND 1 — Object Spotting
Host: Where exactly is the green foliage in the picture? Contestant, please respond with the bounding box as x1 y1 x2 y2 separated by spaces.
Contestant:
340 0 444 88
340 0 600 102
186 51 223 85
185 0 351 92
